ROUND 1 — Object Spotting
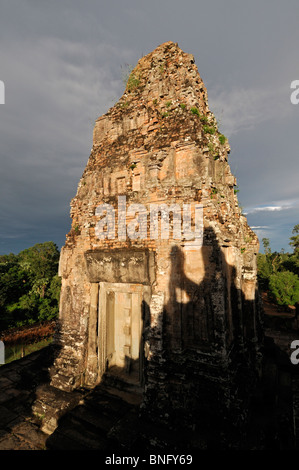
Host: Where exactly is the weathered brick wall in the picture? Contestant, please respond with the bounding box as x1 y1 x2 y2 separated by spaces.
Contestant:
51 42 263 435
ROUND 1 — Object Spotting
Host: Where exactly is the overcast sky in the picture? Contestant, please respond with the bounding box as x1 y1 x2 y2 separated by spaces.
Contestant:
0 0 298 254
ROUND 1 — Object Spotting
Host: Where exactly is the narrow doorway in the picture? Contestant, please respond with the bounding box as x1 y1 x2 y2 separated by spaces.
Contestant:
98 283 149 386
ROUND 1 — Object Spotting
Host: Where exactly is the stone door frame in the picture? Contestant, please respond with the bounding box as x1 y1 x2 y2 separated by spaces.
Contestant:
84 249 154 387
98 282 151 385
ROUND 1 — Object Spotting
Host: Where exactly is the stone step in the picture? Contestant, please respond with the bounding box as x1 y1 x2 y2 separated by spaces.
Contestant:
100 372 144 402
68 401 130 436
45 387 135 450
50 372 80 392
44 382 198 451
46 413 111 451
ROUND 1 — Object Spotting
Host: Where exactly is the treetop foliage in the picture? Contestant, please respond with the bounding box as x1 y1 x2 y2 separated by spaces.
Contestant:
0 241 61 330
257 225 299 307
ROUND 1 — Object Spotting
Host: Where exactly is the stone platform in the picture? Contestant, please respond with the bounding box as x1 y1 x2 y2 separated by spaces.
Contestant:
0 341 298 451
0 346 197 451
0 346 53 450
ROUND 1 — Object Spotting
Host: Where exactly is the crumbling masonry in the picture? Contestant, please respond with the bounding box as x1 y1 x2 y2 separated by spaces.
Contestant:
50 42 263 437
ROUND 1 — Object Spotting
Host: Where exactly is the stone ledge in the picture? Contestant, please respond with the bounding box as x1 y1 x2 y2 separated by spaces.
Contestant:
32 383 85 435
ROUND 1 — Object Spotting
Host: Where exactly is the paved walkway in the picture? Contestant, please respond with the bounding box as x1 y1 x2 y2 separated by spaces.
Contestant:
0 340 298 451
0 347 53 450
0 346 188 452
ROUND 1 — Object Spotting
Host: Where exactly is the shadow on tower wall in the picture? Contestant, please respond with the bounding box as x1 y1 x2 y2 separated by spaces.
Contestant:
140 225 265 447
45 225 296 450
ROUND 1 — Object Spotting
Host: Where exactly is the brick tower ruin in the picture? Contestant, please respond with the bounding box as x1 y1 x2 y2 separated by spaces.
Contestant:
50 41 263 439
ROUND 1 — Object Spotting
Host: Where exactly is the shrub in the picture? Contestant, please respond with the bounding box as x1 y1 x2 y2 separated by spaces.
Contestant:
268 271 299 306
199 114 208 123
120 101 129 109
203 125 216 135
127 72 140 91
190 107 200 116
219 134 226 145
0 242 60 329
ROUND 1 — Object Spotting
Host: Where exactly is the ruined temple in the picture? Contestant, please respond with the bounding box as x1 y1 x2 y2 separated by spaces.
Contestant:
50 42 263 440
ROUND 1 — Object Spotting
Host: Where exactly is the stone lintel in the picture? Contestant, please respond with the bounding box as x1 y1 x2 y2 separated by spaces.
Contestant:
84 249 155 285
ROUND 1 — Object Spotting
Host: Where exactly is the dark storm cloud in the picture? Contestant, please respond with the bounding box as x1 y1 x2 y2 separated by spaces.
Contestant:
0 0 298 253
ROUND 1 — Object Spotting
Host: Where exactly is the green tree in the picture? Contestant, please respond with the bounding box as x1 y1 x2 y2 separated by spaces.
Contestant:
262 237 271 255
38 298 57 321
257 238 281 289
0 242 61 329
268 271 299 306
0 261 28 307
48 275 62 304
6 292 39 326
280 224 299 277
290 224 299 255
18 242 59 282
257 253 273 290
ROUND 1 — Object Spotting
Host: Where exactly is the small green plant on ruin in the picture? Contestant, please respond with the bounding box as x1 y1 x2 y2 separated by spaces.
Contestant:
120 101 129 109
199 114 208 123
159 63 165 74
203 125 216 135
211 188 218 198
130 163 137 170
166 101 172 107
208 142 215 153
161 111 169 118
33 412 46 422
207 142 220 160
122 64 141 92
179 103 186 110
121 64 133 85
219 134 226 145
190 106 200 116
127 71 141 91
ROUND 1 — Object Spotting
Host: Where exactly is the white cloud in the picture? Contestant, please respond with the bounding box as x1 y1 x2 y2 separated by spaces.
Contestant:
244 206 283 215
244 198 299 215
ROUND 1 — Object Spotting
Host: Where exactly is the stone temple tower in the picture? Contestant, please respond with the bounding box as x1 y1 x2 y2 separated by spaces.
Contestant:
50 42 263 438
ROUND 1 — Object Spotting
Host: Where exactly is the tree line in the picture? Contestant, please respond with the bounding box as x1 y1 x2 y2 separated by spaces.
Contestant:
257 224 299 307
0 241 61 331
